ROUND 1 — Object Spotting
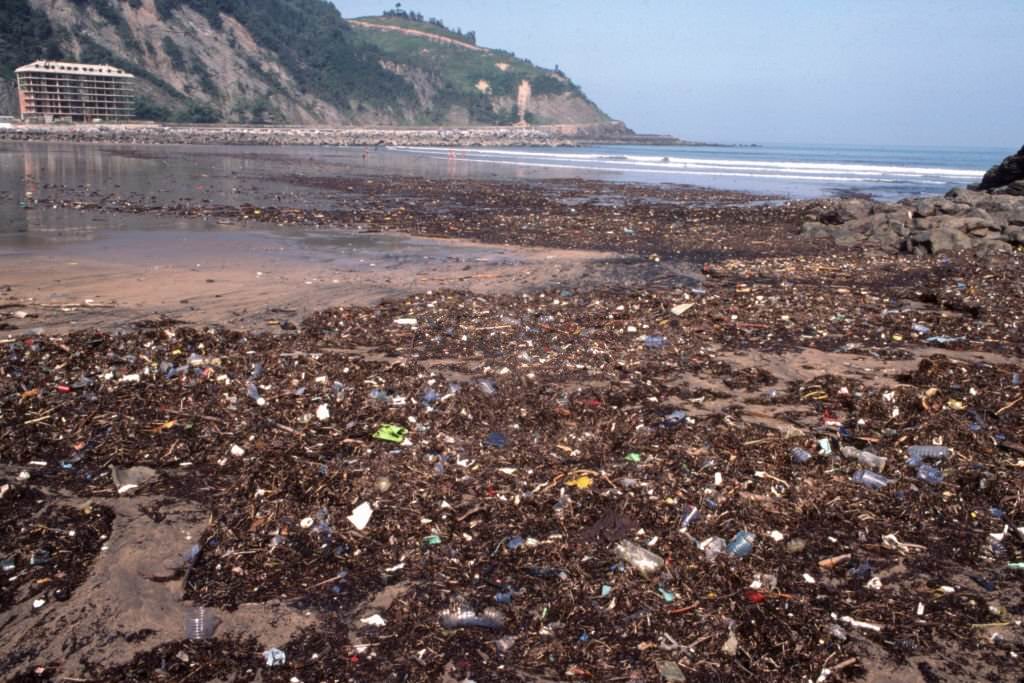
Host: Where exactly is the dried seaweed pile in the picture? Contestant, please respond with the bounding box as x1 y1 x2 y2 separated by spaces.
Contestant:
2 251 1022 681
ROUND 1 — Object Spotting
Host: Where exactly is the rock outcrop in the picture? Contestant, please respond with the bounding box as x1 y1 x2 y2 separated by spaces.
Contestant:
802 144 1024 257
801 188 1024 258
972 145 1024 193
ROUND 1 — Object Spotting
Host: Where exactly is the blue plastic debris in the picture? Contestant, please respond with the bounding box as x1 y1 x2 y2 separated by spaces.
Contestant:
643 335 666 349
726 531 756 558
486 432 508 448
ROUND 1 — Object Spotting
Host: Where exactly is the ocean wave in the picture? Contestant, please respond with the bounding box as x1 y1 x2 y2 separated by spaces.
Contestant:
395 146 983 182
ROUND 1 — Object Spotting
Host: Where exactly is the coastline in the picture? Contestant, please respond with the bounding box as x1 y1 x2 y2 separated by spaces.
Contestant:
1 141 1022 682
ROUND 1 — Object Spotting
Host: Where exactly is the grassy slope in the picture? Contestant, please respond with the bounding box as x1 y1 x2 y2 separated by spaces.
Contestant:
353 15 475 43
350 16 599 125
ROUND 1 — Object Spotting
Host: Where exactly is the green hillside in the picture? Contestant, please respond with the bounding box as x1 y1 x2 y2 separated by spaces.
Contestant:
0 0 612 127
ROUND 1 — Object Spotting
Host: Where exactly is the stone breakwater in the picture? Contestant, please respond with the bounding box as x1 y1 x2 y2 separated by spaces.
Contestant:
0 121 677 147
801 146 1024 258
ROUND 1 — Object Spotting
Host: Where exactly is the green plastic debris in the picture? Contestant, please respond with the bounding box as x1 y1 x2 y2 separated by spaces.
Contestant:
625 452 642 463
373 424 408 443
423 535 442 546
657 587 675 603
1009 562 1024 571
600 584 613 598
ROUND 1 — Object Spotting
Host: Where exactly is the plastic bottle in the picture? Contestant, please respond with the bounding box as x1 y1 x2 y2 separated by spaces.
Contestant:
916 464 943 485
680 505 700 528
614 540 665 576
644 335 666 349
184 606 215 640
790 447 813 464
840 446 887 471
852 470 890 490
699 536 727 562
726 531 756 558
440 602 506 630
905 445 950 461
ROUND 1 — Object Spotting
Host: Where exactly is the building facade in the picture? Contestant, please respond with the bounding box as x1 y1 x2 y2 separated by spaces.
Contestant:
15 61 135 122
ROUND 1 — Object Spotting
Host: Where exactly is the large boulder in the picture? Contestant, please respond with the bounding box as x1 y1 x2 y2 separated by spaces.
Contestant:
912 224 976 254
972 145 1024 191
1000 179 1024 196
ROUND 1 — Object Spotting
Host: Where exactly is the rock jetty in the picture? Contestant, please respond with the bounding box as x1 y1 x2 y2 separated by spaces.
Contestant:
0 121 681 147
801 145 1024 257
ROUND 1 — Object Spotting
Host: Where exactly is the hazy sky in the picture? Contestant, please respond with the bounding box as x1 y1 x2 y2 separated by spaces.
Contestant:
333 0 1022 149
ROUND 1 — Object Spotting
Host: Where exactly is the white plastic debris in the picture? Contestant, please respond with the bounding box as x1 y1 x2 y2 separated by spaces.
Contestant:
316 403 330 421
395 318 418 326
840 615 882 632
671 303 695 316
360 614 386 627
300 517 314 529
263 648 286 667
347 501 373 530
230 444 246 457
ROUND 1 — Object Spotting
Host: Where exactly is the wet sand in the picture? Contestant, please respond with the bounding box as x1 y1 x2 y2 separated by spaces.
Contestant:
0 143 634 334
0 211 613 333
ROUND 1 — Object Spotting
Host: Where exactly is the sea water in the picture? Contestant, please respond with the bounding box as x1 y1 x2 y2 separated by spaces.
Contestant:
395 142 1011 201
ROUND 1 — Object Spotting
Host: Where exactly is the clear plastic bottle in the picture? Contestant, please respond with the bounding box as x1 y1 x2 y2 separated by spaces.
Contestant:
699 536 727 562
726 531 756 558
841 446 887 471
680 505 701 528
614 540 665 576
440 600 506 630
184 606 215 640
852 470 890 490
905 445 950 461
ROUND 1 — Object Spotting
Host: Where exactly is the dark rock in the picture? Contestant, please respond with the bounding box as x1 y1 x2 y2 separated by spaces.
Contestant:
1004 226 1024 244
916 225 976 254
799 221 833 239
910 199 938 218
973 194 1024 214
974 239 1014 258
837 198 875 221
944 187 986 206
973 145 1024 191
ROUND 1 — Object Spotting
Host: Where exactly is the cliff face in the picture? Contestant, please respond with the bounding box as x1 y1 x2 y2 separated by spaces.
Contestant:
0 0 615 128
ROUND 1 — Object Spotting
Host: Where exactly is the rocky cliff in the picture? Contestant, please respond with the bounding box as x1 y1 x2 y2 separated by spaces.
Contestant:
973 145 1024 192
0 0 617 129
0 80 16 117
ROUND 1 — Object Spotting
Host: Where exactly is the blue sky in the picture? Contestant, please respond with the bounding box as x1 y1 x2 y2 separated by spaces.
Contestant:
333 1 1023 149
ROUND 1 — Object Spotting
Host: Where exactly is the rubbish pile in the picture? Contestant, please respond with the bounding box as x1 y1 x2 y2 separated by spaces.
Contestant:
2 250 1022 680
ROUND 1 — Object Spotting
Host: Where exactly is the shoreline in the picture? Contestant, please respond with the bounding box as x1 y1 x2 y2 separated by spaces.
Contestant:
1 141 1022 682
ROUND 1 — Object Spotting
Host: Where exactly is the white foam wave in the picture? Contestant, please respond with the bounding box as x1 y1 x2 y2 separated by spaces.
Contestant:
395 146 984 182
